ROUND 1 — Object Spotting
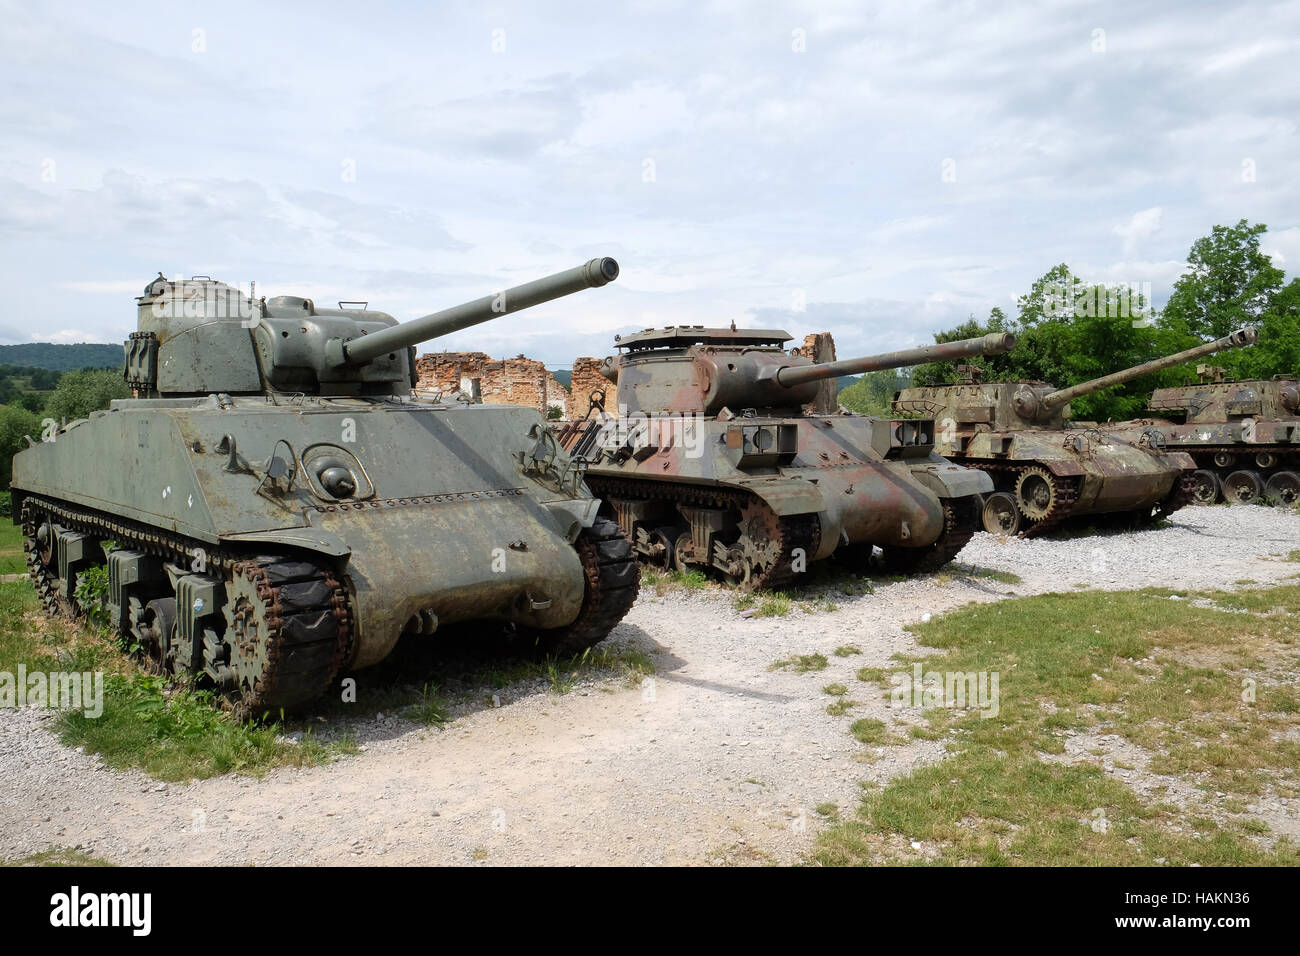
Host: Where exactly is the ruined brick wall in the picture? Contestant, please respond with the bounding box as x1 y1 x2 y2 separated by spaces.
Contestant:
567 357 616 420
793 332 838 414
415 351 567 416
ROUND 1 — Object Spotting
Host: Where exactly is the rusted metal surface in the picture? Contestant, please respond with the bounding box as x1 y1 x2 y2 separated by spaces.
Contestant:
10 262 639 716
557 328 1012 587
1109 368 1300 506
891 329 1257 535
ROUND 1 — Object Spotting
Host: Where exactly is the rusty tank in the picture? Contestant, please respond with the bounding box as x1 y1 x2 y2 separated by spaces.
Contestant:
555 326 1015 588
892 328 1258 536
10 259 638 718
1110 366 1299 507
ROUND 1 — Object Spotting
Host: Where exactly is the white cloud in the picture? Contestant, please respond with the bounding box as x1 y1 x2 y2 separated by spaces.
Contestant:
1114 208 1164 255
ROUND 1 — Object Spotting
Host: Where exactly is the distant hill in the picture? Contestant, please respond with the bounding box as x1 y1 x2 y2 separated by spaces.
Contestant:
0 343 121 371
549 368 572 389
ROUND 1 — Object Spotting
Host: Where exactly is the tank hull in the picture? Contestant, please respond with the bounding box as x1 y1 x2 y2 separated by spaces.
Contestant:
562 413 993 587
12 395 627 704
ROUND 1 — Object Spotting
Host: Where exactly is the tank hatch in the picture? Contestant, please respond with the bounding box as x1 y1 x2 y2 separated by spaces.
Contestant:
615 326 792 352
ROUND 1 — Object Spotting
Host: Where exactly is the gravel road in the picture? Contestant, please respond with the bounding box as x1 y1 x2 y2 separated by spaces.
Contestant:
1 505 1297 866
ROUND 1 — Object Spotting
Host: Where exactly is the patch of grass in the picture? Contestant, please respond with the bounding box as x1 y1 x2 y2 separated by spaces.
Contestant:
404 683 450 726
826 698 858 717
758 593 792 617
855 666 887 684
949 563 1024 586
815 583 1300 865
0 521 26 575
732 592 756 612
770 652 828 673
798 598 839 614
823 683 848 696
834 645 861 657
1284 550 1300 562
3 846 113 867
850 718 903 745
814 802 840 819
640 567 707 595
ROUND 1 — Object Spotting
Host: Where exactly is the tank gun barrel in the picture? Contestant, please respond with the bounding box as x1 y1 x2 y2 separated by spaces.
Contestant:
332 257 619 367
775 332 1015 389
1041 327 1257 411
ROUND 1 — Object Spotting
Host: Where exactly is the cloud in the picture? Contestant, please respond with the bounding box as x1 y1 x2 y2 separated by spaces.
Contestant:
1114 208 1165 255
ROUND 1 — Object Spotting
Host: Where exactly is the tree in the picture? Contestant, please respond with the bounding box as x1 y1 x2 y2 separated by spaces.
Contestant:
1163 220 1285 340
838 369 912 415
0 405 41 488
909 264 1201 422
43 369 130 423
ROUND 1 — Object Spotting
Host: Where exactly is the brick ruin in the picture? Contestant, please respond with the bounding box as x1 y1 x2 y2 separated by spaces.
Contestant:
414 332 835 419
414 352 569 416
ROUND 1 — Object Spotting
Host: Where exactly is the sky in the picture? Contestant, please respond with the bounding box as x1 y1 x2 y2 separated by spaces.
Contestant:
1 0 1297 366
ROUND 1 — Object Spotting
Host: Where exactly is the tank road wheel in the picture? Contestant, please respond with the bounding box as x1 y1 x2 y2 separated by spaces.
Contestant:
1255 451 1279 470
1014 467 1058 523
729 500 784 589
673 532 695 572
880 496 979 575
1213 452 1236 469
1222 470 1263 505
1190 469 1221 505
533 517 640 657
1263 471 1300 508
221 558 350 721
981 492 1022 535
646 526 682 569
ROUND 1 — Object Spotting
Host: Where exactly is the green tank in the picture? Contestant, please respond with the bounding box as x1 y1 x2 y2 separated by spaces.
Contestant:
555 326 1015 588
892 329 1258 536
10 259 638 718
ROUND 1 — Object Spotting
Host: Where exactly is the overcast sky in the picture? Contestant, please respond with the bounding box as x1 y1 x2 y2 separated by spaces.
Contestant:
1 0 1297 365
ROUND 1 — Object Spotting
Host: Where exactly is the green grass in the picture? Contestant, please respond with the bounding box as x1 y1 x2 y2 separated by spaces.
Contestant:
849 718 902 745
815 583 1300 865
770 652 828 673
0 521 26 574
2 846 112 867
947 563 1024 586
834 645 862 657
641 568 708 595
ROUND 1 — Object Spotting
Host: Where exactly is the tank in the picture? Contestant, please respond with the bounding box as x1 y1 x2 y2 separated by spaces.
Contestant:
892 328 1258 536
10 258 639 719
1111 366 1299 507
555 326 1015 588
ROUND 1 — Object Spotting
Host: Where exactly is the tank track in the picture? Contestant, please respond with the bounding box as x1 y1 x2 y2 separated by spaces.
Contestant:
1179 446 1300 504
1153 472 1196 521
534 515 639 655
20 495 352 721
586 475 820 590
964 463 1081 538
879 496 979 573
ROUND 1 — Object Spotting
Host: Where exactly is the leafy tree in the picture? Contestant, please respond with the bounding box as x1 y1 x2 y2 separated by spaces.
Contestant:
911 265 1197 421
43 369 130 423
1163 220 1284 340
838 369 912 415
0 404 41 488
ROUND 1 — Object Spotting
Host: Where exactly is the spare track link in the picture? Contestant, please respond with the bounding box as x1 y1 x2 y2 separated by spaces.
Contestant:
586 475 820 590
19 496 352 720
964 463 1080 538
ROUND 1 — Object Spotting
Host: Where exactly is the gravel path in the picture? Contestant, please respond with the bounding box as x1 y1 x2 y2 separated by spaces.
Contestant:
1 506 1296 866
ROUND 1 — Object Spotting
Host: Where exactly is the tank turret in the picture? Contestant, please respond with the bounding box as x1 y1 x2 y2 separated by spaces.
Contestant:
126 258 620 399
600 327 1014 417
